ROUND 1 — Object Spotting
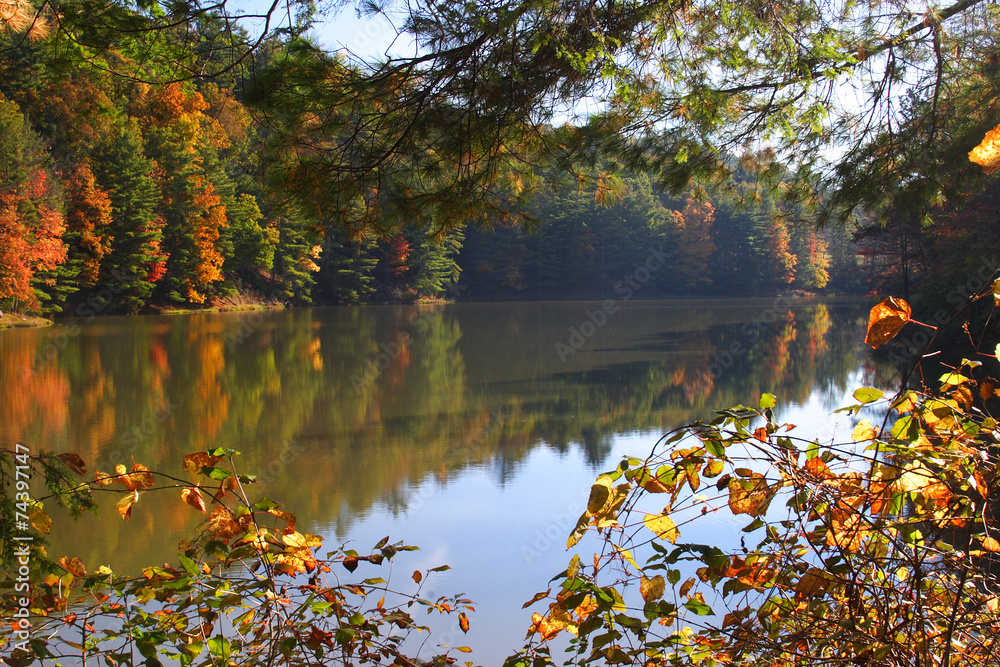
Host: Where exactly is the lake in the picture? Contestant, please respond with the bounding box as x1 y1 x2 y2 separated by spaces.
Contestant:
1 297 889 663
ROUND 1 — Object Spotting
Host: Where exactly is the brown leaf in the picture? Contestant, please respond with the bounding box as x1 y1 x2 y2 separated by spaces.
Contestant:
181 487 206 513
116 490 139 520
640 574 666 602
182 452 223 475
267 509 297 534
59 556 87 577
57 453 87 476
727 473 773 516
679 577 696 598
864 297 911 348
794 567 831 600
343 556 359 573
412 570 422 584
980 377 997 401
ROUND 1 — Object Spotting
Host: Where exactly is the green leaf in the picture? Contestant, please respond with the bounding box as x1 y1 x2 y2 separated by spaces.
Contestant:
253 497 280 511
207 636 231 660
178 555 199 577
890 416 918 440
760 393 776 409
853 387 884 404
203 466 232 480
683 598 713 615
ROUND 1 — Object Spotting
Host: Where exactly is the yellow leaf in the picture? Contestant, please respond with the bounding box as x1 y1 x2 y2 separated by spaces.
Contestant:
851 420 877 442
864 297 911 348
614 546 639 570
28 504 52 534
640 575 666 602
644 513 679 543
586 476 613 514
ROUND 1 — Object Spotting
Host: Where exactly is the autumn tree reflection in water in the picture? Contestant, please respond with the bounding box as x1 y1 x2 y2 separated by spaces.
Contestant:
0 299 873 571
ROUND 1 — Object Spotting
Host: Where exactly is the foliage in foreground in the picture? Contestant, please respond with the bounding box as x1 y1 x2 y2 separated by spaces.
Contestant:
0 449 475 666
506 295 1000 666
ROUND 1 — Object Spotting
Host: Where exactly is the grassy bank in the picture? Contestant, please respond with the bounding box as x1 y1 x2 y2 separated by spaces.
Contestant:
0 312 53 329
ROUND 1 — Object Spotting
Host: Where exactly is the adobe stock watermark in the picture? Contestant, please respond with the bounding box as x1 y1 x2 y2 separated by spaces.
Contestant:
11 444 34 653
350 283 466 394
555 246 669 362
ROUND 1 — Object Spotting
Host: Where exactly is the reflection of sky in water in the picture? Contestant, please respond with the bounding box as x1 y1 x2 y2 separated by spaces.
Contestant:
336 372 891 664
5 299 889 664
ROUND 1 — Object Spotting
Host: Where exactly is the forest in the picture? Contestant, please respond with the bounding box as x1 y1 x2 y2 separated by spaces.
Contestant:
2 3 998 315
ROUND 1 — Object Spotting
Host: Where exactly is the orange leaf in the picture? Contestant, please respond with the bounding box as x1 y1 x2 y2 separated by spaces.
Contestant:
864 297 911 348
805 458 832 480
205 506 243 539
982 537 1000 552
412 570 422 584
181 487 206 513
970 122 1000 174
459 612 470 633
116 490 139 520
753 427 768 442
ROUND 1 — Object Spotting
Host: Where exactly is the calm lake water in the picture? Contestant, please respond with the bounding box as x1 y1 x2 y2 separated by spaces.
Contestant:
2 298 890 662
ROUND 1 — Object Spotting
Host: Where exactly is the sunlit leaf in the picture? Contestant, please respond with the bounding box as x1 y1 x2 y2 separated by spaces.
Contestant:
459 612 470 633
644 513 679 543
181 487 206 512
760 393 776 409
864 297 910 348
851 420 877 442
853 387 884 404
205 506 243 539
27 504 52 534
970 122 1000 174
413 570 422 583
727 474 772 516
981 537 1000 552
116 490 139 520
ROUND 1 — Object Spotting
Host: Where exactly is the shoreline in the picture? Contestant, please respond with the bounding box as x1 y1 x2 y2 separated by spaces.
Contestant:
0 313 53 329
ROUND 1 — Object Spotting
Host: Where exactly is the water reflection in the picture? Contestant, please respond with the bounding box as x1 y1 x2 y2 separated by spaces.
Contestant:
1 298 874 574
